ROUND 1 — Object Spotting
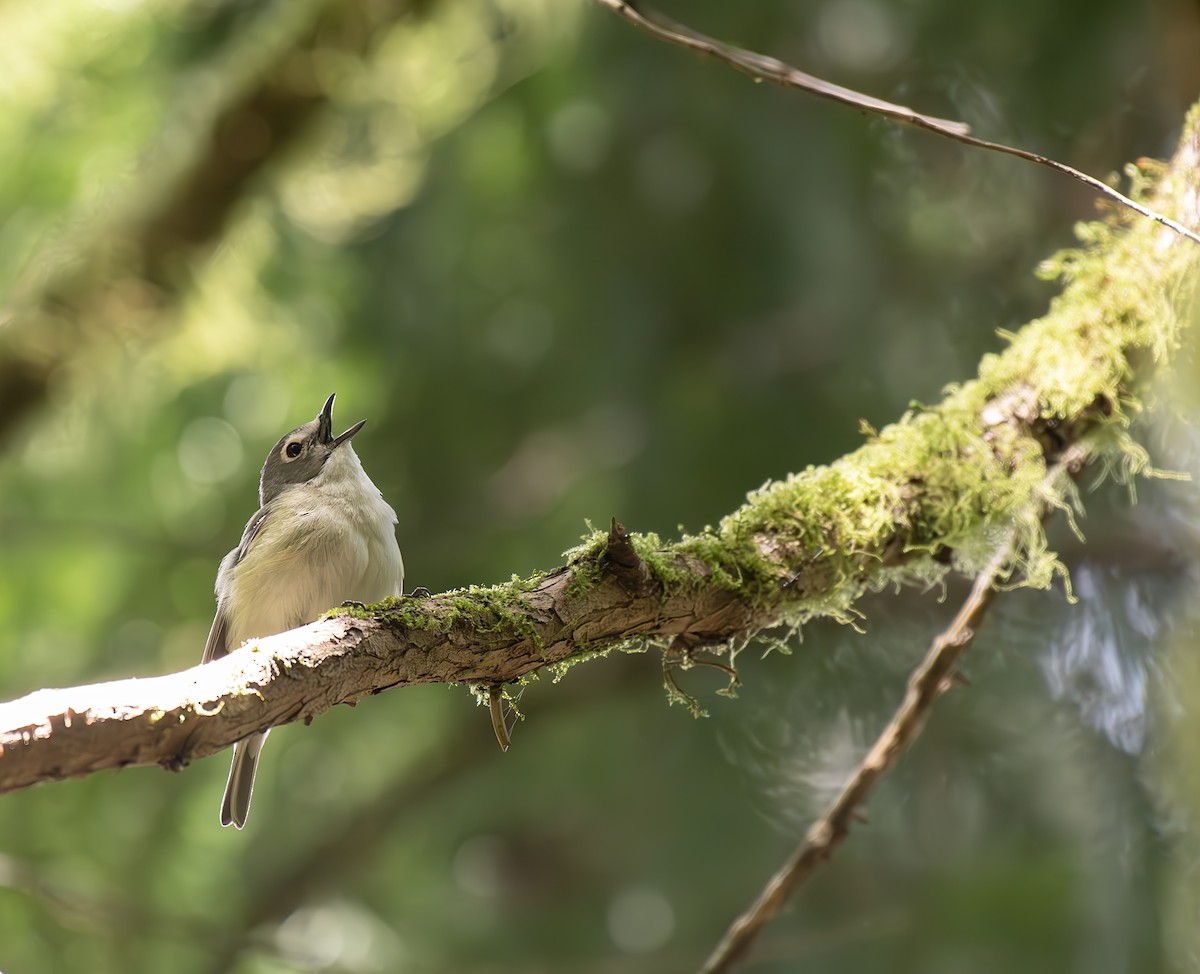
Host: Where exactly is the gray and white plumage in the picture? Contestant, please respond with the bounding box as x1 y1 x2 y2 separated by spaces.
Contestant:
202 393 404 828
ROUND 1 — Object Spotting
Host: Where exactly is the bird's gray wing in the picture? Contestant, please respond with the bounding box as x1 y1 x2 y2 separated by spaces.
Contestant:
201 605 229 665
201 505 271 664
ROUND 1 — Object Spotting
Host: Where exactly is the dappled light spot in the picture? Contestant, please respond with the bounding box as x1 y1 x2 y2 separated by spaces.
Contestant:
274 900 405 972
815 0 908 72
453 833 507 899
635 132 713 213
607 885 675 953
547 100 613 174
177 416 244 486
1039 563 1151 755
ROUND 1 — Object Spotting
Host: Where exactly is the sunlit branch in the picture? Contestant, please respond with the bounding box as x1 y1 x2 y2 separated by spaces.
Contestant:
2 110 1197 808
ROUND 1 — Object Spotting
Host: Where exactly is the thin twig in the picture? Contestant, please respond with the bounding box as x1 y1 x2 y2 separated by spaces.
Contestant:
594 0 1200 247
697 544 1010 973
696 447 1087 974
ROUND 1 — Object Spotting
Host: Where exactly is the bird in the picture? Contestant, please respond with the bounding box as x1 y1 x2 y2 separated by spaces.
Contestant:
201 393 404 828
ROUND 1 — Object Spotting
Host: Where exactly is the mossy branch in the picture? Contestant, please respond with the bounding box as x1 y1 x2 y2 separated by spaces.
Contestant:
1 109 1198 798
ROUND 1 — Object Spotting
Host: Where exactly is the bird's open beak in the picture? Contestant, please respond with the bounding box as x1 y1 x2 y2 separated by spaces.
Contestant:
319 393 367 448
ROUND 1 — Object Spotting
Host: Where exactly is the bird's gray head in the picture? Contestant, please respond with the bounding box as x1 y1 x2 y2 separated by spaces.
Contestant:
259 393 366 504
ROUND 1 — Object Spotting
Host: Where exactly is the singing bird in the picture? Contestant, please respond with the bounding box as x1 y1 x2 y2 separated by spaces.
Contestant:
202 394 404 828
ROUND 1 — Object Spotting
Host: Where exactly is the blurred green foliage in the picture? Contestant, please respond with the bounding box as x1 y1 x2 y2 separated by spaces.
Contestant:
0 0 1197 971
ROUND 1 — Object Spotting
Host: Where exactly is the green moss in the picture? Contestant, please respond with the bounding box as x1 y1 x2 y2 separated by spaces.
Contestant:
386 602 447 632
443 575 545 651
598 199 1196 643
547 643 616 682
563 555 606 598
329 140 1199 718
324 595 404 621
562 529 607 565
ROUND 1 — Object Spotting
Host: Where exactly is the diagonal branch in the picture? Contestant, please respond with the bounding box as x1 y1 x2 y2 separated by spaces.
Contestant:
594 0 1200 247
0 522 813 795
1 107 1197 800
696 446 1085 974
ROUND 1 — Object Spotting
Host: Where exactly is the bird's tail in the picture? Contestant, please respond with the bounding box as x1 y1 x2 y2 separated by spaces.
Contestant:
220 730 269 829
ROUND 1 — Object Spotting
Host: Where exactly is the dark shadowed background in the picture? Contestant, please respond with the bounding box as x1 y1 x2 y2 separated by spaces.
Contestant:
2 0 1200 971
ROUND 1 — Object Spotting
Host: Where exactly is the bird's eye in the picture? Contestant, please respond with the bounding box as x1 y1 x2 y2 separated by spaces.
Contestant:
285 441 303 459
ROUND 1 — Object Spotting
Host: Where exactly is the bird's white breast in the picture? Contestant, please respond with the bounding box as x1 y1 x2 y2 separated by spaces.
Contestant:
220 444 404 651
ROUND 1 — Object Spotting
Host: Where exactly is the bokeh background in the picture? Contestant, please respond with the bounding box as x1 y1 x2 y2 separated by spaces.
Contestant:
2 0 1200 971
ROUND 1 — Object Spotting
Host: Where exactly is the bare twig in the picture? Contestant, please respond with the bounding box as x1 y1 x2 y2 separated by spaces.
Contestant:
594 0 1200 247
696 448 1087 974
